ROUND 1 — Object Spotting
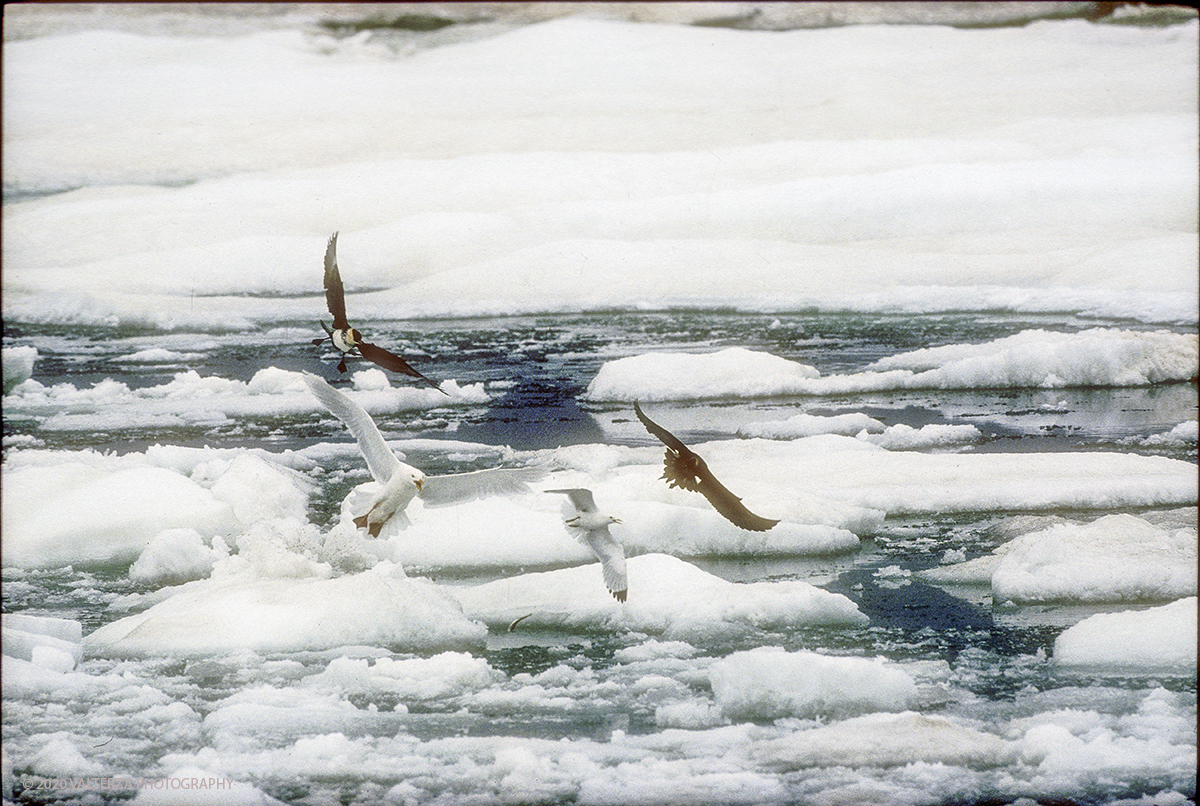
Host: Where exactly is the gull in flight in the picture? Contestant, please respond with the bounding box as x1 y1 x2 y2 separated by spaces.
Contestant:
634 400 779 532
546 488 628 602
304 373 540 537
311 232 446 394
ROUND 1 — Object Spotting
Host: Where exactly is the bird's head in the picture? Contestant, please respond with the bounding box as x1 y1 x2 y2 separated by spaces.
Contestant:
609 515 622 525
345 328 362 347
410 468 425 491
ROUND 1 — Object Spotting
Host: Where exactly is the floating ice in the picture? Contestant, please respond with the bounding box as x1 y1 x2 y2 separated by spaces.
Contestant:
753 712 1011 770
129 529 228 586
737 412 885 439
1 613 83 668
1053 597 1198 671
450 553 867 641
855 422 982 450
2 366 487 433
925 513 1197 603
586 329 1199 401
708 647 918 721
587 347 820 402
1 461 239 569
2 344 38 394
85 561 486 657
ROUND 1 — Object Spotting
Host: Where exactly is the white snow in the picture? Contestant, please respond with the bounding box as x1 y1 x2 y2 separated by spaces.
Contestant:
2 344 38 394
738 412 886 439
753 712 1011 769
451 553 868 641
2 366 487 433
586 330 1198 401
925 513 1198 603
856 422 982 450
85 562 486 657
1053 597 1198 670
1 10 1197 806
708 647 918 721
3 19 1196 327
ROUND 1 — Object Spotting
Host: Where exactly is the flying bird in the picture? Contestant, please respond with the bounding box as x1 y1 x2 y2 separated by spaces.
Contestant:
546 488 627 602
304 373 540 537
633 400 779 532
312 232 446 394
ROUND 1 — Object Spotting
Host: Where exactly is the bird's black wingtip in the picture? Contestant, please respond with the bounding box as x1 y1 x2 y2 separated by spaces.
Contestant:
612 589 627 603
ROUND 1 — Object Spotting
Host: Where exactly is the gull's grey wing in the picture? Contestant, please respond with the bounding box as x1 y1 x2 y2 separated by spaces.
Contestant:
581 524 628 602
303 373 401 484
323 232 349 331
356 341 447 395
545 488 598 513
693 463 779 532
419 465 545 507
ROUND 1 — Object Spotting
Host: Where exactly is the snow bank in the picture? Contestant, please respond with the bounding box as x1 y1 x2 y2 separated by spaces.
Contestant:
708 647 917 721
586 330 1198 401
85 562 486 657
1053 597 1198 671
451 553 867 641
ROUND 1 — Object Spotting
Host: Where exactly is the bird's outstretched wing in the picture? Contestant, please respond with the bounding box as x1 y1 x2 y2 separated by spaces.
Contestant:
544 487 598 513
580 524 627 602
690 464 780 532
419 465 545 506
356 341 447 395
303 373 401 484
322 232 350 330
633 400 691 456
633 400 778 532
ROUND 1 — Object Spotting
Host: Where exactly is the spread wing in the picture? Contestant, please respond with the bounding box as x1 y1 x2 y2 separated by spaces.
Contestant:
633 401 777 531
419 465 545 507
322 232 350 330
693 463 779 532
545 487 598 513
303 373 401 484
356 341 447 395
634 401 706 491
634 400 691 456
580 524 628 602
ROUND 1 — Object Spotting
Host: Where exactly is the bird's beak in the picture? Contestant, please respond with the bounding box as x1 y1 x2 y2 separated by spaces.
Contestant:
414 478 423 491
613 517 623 524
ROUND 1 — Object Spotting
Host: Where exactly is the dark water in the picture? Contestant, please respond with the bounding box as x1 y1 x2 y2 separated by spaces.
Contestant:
2 310 1196 805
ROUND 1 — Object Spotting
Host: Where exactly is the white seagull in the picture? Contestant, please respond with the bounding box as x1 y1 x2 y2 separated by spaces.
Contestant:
304 373 541 537
546 488 628 602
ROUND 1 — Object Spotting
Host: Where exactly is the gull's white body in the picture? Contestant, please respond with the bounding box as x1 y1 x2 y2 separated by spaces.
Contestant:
547 488 628 602
304 373 540 537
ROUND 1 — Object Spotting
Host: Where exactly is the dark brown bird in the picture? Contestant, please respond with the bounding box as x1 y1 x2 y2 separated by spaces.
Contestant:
633 400 779 532
312 232 446 394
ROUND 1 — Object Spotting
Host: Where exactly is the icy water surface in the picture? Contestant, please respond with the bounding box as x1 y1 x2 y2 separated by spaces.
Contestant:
2 311 1196 805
